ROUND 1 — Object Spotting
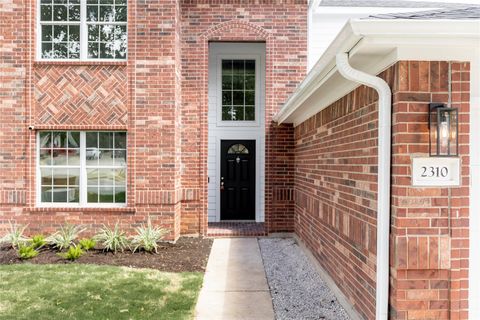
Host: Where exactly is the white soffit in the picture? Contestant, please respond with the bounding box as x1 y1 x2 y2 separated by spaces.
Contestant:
275 19 480 126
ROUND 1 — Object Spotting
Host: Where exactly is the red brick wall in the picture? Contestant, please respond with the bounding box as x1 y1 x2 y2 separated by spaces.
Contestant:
390 61 470 320
180 0 307 234
34 65 127 126
130 0 183 240
294 83 381 319
0 0 28 233
294 61 470 319
1 0 185 239
268 123 295 232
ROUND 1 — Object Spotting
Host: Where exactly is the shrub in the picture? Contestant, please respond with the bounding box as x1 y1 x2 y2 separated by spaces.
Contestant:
30 235 46 249
18 245 39 260
57 245 84 261
94 223 129 254
131 216 168 253
79 238 96 251
0 221 29 249
47 224 85 251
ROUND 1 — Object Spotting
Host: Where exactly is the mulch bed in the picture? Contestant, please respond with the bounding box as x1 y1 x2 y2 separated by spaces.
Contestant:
0 237 213 273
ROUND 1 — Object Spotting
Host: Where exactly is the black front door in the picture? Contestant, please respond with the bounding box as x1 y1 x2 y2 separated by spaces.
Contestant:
220 140 255 220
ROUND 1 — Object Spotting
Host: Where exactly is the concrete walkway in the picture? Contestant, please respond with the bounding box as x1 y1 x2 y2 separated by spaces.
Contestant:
195 238 274 320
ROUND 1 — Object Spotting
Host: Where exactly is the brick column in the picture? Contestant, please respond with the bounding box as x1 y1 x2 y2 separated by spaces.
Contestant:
0 0 28 230
390 61 470 320
132 0 182 240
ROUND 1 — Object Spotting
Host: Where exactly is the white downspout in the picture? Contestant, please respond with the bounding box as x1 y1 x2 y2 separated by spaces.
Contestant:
336 52 392 320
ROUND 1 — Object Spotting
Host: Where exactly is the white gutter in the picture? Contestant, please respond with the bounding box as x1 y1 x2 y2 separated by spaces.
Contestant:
336 52 391 320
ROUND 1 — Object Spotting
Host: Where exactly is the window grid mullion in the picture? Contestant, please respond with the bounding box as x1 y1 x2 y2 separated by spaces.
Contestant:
36 132 41 204
79 131 87 205
39 21 81 25
86 22 126 25
80 0 87 60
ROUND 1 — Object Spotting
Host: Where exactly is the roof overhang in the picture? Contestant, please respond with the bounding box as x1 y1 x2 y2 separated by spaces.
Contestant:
274 19 480 126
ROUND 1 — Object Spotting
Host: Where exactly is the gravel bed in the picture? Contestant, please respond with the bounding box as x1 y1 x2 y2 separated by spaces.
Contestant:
259 238 350 320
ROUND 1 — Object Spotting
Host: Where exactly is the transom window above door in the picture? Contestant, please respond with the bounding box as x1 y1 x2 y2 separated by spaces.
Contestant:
39 0 127 60
221 59 256 121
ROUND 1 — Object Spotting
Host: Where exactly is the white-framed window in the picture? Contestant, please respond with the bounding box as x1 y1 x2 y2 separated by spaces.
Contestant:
37 131 127 207
38 0 127 60
216 54 261 127
221 59 256 121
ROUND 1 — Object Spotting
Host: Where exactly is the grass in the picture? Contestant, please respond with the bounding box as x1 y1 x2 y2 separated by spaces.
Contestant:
0 264 203 320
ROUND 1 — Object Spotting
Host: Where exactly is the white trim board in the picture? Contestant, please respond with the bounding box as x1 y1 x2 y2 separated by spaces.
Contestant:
207 42 266 223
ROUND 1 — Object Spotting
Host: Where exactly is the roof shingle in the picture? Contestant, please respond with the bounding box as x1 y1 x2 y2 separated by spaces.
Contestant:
319 0 480 9
366 6 480 19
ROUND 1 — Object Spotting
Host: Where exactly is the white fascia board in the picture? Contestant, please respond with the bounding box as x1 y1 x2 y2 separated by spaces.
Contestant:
275 19 480 125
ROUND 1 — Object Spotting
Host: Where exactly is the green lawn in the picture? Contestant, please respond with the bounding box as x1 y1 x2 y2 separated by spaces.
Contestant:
0 264 203 320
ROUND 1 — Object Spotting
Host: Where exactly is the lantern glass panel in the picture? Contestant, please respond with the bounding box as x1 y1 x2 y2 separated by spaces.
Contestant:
448 109 458 156
429 104 458 157
429 110 438 155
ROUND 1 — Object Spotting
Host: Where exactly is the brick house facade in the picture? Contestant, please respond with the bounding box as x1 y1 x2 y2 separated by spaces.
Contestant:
1 1 478 319
0 0 306 239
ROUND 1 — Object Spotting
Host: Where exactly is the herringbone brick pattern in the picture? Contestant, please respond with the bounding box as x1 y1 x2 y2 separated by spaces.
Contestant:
34 65 127 125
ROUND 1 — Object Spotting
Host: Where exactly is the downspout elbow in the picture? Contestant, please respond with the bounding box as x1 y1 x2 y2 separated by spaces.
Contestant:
335 52 392 320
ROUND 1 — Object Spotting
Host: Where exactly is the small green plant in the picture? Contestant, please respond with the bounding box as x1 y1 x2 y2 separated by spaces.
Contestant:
57 245 84 261
131 216 168 253
94 223 129 254
0 221 29 249
79 238 96 251
18 245 39 260
30 235 46 249
46 224 85 251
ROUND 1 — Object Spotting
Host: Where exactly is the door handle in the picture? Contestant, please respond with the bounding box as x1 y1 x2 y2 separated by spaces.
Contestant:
220 178 224 191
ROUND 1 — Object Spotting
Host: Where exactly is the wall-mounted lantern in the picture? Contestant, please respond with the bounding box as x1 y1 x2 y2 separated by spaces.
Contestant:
429 103 458 157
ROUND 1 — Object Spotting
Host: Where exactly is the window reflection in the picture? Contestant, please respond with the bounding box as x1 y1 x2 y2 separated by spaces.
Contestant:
38 131 126 205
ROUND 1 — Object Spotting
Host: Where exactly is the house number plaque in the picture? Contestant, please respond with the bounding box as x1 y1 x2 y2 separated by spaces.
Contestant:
412 157 460 187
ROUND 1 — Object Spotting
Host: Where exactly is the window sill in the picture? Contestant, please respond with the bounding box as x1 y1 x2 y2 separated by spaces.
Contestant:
34 60 127 67
216 121 260 127
24 207 136 214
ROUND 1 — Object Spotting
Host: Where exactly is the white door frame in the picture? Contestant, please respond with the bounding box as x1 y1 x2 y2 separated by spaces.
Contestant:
207 42 266 223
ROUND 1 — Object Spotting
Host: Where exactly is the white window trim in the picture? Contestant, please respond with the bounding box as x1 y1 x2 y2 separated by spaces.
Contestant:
36 0 128 62
36 131 127 208
216 54 261 127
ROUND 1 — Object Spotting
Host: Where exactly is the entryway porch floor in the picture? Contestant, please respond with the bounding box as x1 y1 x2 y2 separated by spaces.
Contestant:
206 222 266 237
